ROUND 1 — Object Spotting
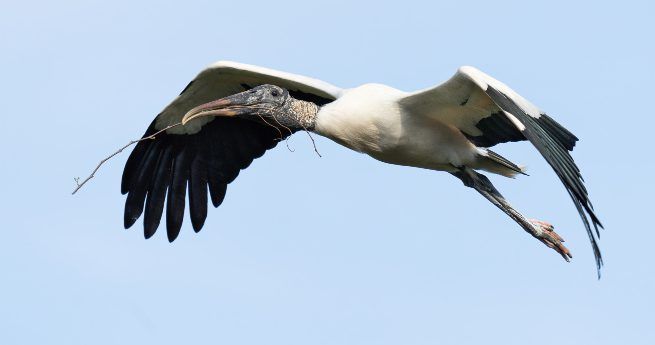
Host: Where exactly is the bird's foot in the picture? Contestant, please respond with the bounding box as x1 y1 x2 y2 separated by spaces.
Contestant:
529 219 572 262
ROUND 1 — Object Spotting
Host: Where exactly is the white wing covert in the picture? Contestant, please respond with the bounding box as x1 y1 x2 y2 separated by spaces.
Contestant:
156 61 343 134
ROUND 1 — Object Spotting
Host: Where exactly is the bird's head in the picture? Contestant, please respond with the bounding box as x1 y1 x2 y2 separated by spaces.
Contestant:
182 84 318 131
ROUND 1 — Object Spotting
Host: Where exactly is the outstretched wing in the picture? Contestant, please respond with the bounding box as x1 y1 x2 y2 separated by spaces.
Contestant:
156 61 342 135
122 61 343 241
400 66 603 269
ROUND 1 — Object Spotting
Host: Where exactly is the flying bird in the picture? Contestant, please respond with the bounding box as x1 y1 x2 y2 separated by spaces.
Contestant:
122 61 603 270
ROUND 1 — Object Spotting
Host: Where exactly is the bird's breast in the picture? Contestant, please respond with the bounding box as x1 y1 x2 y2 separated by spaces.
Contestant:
314 95 401 154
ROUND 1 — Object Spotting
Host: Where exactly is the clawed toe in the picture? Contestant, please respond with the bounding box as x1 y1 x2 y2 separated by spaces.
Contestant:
529 219 572 261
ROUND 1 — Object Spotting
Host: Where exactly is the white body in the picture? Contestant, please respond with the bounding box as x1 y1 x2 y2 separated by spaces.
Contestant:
315 83 478 172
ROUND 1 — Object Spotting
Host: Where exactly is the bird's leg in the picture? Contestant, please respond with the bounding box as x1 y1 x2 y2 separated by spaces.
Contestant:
451 167 572 261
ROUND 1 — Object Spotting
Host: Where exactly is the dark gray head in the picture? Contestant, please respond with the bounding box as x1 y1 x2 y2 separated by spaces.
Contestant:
182 84 318 131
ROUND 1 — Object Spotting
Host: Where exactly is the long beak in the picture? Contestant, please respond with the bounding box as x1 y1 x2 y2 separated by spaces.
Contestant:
182 92 255 125
181 99 238 125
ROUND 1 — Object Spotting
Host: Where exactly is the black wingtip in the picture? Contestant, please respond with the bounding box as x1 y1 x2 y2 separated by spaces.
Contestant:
208 182 227 208
124 195 141 229
124 214 138 229
538 113 579 152
189 152 209 233
191 219 206 233
167 231 179 243
144 228 156 240
595 251 604 280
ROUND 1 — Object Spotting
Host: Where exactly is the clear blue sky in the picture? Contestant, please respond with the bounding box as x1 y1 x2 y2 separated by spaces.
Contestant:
2 1 653 344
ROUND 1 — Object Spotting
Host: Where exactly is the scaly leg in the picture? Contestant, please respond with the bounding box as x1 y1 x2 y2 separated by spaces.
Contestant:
452 167 572 261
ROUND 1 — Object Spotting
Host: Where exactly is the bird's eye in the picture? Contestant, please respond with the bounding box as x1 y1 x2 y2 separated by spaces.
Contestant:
271 89 280 97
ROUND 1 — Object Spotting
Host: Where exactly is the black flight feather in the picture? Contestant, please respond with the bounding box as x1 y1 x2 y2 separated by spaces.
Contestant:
166 145 191 242
484 85 603 273
189 147 208 232
144 145 173 239
122 116 287 241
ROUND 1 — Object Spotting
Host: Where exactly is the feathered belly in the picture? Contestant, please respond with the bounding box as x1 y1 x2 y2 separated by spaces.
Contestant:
367 119 479 171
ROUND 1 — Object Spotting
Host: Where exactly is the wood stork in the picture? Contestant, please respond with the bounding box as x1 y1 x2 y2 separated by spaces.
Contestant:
122 61 603 271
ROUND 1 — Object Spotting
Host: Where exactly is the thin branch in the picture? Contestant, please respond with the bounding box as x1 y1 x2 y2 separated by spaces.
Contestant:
283 136 295 152
302 127 321 158
257 114 284 139
269 114 297 153
71 122 182 195
270 114 295 138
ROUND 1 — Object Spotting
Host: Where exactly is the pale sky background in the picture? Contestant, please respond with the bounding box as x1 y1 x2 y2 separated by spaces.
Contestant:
2 1 654 344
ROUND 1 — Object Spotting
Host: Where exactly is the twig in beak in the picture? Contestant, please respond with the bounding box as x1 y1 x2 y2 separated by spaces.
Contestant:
256 114 284 140
71 122 182 195
301 124 321 158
